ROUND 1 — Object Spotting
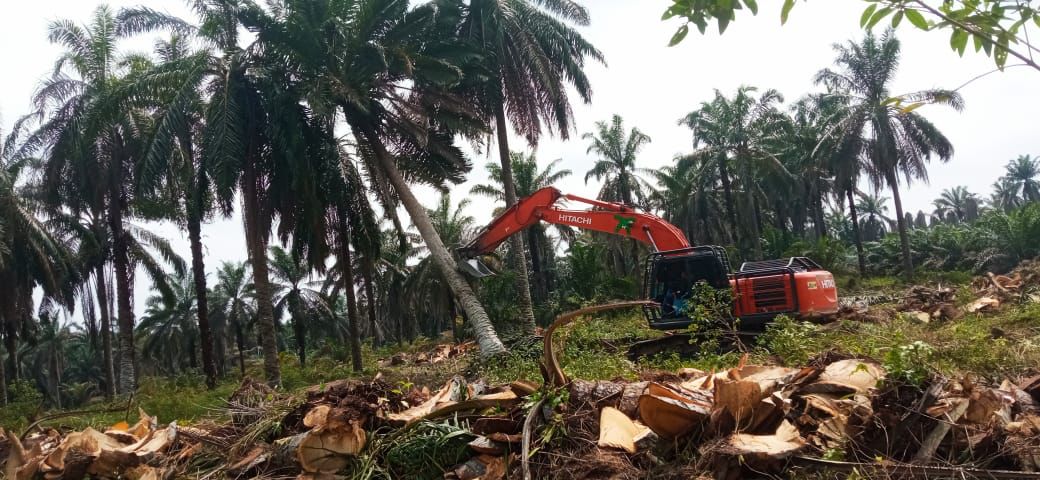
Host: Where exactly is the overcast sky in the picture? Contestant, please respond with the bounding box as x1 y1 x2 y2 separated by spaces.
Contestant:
3 0 1038 317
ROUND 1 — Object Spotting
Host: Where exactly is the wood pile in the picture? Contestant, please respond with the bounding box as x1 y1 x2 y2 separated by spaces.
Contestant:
3 361 1040 479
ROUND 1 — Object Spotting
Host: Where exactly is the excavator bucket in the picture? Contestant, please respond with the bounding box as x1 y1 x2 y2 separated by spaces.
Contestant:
459 258 495 278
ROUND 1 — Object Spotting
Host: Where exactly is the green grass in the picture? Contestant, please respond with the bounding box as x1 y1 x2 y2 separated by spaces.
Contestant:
7 279 1039 435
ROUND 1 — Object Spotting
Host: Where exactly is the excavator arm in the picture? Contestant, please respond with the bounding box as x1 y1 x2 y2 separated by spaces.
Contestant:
459 187 690 260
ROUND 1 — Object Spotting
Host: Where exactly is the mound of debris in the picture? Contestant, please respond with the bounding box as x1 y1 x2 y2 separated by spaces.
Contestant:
5 356 1040 480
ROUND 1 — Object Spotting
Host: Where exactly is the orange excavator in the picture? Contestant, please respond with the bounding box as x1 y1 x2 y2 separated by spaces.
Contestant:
459 187 839 340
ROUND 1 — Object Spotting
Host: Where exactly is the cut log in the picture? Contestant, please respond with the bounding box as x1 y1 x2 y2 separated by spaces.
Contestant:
273 421 366 474
598 407 648 454
712 378 766 433
638 383 710 439
799 359 884 395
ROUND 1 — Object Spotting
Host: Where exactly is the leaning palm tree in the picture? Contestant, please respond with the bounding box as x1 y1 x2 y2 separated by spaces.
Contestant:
816 29 962 278
1002 154 1040 204
471 152 573 303
457 0 604 335
933 186 981 223
239 0 507 356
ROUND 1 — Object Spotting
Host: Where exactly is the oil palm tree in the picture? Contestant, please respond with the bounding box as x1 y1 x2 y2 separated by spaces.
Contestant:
856 193 893 242
816 29 962 278
933 186 981 223
212 261 255 376
239 0 507 356
992 177 1024 212
471 152 573 302
27 5 191 393
457 0 604 335
584 114 653 274
0 126 78 405
1002 154 1040 204
268 246 334 370
405 194 476 339
137 273 200 375
649 155 726 246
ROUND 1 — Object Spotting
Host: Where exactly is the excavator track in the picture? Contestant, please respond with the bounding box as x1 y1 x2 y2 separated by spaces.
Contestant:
625 326 765 362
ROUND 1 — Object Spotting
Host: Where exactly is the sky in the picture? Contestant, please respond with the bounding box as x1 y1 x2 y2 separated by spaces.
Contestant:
2 0 1039 318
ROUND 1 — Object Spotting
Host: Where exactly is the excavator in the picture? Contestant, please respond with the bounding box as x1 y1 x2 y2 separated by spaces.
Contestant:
459 187 839 355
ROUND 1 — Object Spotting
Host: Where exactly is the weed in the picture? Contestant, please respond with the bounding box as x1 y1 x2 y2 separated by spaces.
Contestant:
757 314 822 365
882 341 935 386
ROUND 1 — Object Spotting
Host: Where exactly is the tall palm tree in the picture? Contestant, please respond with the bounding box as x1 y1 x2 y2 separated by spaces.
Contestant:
124 31 222 389
933 186 981 223
816 29 962 278
212 261 255 376
239 0 507 356
679 87 792 259
0 126 78 405
28 6 188 393
1002 154 1040 203
458 0 604 335
471 152 572 303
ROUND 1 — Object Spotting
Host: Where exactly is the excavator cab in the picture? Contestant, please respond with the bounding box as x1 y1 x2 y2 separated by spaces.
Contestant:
642 246 732 330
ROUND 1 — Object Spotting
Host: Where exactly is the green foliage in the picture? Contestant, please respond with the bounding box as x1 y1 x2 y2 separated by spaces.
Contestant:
384 421 475 480
882 341 935 386
758 314 822 365
785 236 851 273
663 0 1040 70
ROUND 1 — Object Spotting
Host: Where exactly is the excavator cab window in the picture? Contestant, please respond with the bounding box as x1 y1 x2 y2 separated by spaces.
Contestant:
648 250 729 320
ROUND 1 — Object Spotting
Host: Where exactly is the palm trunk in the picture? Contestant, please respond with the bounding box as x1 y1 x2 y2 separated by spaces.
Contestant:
747 184 763 260
361 260 382 346
50 348 61 409
292 301 306 369
494 104 537 335
846 189 867 276
188 336 198 370
188 215 218 389
718 155 739 245
95 265 116 398
355 123 507 357
242 161 281 387
108 177 136 394
0 339 6 405
337 205 364 372
886 171 915 279
235 320 246 376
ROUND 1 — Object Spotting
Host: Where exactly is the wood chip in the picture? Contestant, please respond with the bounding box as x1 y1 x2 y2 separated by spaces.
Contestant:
597 407 648 454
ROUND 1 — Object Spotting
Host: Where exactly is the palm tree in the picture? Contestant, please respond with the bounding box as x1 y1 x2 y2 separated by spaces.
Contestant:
1002 154 1040 203
992 177 1023 212
649 156 726 246
31 304 79 409
122 32 223 389
405 194 476 339
856 193 893 242
28 6 187 393
816 29 962 278
138 273 199 375
471 152 572 303
933 186 981 223
458 0 604 335
268 246 334 369
0 126 78 405
584 114 653 273
679 87 792 259
239 0 507 356
212 261 255 376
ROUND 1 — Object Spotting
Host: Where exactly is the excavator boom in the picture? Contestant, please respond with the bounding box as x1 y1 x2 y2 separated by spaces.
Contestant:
459 187 690 258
